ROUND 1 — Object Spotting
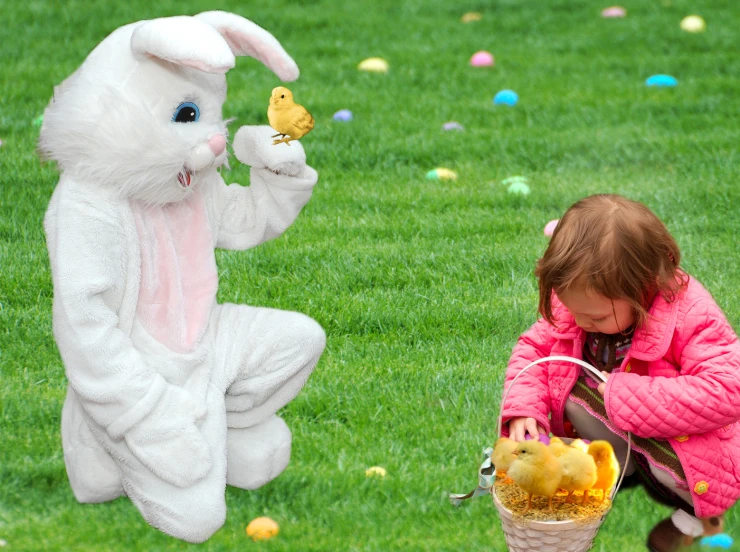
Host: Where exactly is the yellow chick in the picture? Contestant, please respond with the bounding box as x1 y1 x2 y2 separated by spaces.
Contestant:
267 86 314 146
492 437 518 479
570 439 590 453
587 440 620 503
548 436 569 455
548 438 597 504
507 441 562 512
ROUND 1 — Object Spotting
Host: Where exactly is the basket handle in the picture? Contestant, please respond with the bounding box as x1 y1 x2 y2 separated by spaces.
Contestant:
497 355 631 499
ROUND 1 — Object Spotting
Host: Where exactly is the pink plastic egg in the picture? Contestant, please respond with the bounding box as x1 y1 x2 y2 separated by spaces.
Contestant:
544 219 559 237
601 6 626 18
470 51 494 67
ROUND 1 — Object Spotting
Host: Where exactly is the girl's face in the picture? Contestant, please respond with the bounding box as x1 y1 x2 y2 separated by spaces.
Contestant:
558 288 635 334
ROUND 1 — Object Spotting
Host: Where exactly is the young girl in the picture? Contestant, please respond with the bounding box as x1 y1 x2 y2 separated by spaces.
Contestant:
501 194 740 552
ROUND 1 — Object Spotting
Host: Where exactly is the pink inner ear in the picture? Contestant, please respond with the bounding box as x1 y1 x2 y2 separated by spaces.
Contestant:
176 58 231 74
222 28 294 78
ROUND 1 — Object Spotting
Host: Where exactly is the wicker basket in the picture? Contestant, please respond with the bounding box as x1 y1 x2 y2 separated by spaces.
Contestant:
494 356 632 552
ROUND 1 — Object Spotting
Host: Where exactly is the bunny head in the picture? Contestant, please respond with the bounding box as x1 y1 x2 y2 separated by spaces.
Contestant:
39 11 298 205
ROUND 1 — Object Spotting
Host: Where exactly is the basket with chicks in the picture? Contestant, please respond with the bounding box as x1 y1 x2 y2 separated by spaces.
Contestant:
492 435 625 552
451 356 630 552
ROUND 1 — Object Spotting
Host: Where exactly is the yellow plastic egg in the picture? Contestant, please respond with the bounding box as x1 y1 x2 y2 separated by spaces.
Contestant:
680 15 706 33
425 168 458 181
436 168 458 180
461 12 482 23
365 466 387 478
246 516 279 541
358 57 389 73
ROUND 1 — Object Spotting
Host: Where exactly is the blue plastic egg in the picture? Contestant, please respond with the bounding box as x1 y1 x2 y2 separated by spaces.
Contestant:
493 90 519 106
700 533 733 549
646 75 678 87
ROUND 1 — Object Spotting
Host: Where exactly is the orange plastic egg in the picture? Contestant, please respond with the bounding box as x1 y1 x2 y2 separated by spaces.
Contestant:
246 516 279 541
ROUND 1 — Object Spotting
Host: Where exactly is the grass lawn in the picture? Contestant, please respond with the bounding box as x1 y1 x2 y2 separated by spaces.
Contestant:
2 0 740 550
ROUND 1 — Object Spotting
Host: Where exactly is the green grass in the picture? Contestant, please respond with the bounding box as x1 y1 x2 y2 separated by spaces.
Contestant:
2 0 740 550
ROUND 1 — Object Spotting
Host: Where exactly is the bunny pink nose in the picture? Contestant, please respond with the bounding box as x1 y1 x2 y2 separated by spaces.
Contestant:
208 134 226 157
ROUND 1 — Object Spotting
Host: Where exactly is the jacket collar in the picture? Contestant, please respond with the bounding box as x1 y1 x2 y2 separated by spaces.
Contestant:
547 288 682 361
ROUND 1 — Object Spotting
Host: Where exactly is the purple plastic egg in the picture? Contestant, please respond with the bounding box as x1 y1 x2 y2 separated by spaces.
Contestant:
442 121 464 131
524 433 551 445
333 109 353 122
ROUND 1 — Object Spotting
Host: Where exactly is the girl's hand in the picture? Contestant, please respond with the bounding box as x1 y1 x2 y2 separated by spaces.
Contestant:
508 417 546 442
597 371 609 396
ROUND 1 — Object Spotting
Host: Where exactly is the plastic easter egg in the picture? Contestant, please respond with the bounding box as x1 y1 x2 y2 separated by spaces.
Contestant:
544 219 559 237
426 168 458 181
333 109 353 122
646 74 678 87
442 121 464 131
493 90 518 106
365 466 387 478
461 12 482 23
524 433 551 445
699 533 733 549
507 182 530 196
502 175 528 186
358 57 389 73
33 115 44 127
470 51 494 67
601 6 626 18
246 517 279 541
680 15 706 33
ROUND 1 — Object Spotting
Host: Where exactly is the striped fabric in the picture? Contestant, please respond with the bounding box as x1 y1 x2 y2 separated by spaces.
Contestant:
569 330 687 486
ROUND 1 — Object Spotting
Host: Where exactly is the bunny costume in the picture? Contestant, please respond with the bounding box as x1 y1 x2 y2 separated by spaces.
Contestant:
40 12 325 543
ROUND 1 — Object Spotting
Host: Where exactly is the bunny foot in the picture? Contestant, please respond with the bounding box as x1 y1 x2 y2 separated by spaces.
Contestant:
226 415 291 490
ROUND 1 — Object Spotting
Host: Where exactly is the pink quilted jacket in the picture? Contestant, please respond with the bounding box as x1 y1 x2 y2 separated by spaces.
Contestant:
501 276 740 517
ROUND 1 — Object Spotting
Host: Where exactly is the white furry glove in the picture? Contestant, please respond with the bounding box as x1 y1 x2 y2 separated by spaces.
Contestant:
233 125 307 176
123 384 212 488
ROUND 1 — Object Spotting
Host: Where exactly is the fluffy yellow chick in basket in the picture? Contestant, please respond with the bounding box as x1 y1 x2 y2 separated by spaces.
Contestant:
492 437 519 480
570 438 590 453
268 86 314 146
549 437 597 504
508 441 562 512
587 440 620 503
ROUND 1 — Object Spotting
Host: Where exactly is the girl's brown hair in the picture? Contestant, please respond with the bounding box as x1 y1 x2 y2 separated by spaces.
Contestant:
536 194 688 328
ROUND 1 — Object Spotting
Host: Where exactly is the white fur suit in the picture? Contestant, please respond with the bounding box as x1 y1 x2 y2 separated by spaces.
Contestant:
40 12 325 543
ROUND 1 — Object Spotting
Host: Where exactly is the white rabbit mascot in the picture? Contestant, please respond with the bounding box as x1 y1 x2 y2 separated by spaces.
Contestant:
39 11 326 543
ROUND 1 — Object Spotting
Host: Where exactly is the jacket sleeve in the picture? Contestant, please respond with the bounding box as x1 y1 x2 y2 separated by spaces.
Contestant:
501 317 556 435
46 194 169 440
209 166 317 251
605 298 740 438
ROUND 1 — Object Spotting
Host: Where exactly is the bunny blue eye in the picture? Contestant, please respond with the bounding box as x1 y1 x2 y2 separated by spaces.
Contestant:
172 102 200 123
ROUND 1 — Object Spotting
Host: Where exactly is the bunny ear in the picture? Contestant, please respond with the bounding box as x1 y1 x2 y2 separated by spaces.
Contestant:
195 11 299 82
131 16 235 74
